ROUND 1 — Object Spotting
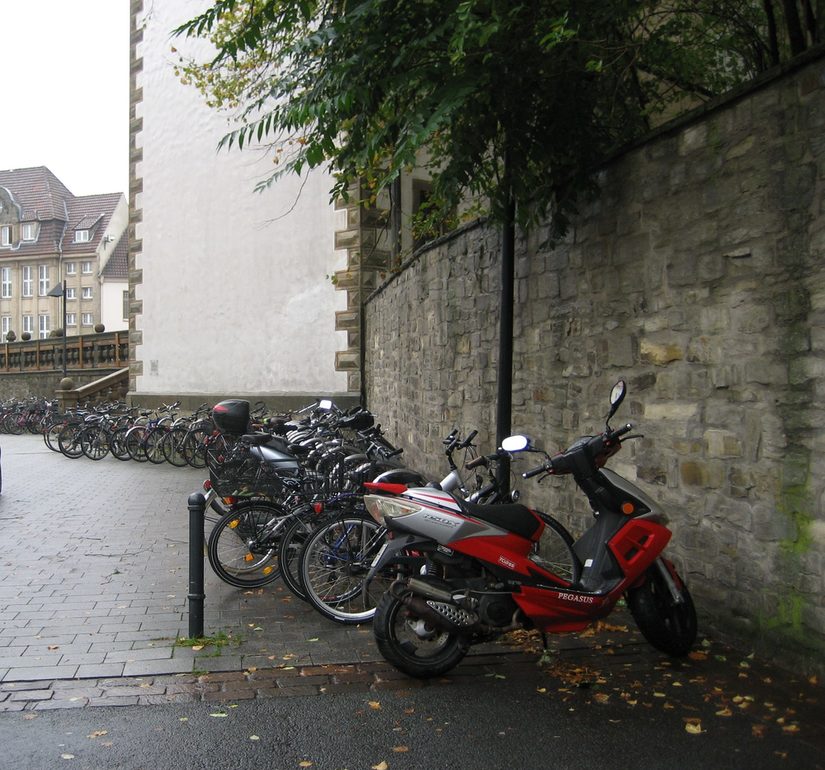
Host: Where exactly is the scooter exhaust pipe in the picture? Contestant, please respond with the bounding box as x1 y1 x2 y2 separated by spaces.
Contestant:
406 577 457 604
402 594 476 634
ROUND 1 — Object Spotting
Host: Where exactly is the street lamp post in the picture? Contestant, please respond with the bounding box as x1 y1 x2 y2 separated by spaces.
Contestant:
47 281 68 377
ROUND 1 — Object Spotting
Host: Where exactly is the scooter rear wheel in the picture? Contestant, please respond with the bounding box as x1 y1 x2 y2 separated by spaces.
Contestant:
626 563 697 657
373 587 470 679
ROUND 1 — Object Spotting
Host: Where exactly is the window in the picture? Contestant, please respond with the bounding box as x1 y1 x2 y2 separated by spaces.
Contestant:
74 229 90 243
81 261 93 274
82 286 93 300
65 262 77 275
38 265 50 296
66 312 77 327
122 290 129 321
81 313 93 327
1 267 11 299
1 316 10 335
22 315 33 334
0 225 10 246
21 223 36 241
38 314 50 339
22 266 33 297
66 287 77 300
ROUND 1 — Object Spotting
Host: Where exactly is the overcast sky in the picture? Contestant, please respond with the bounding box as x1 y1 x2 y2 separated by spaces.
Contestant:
0 1 130 198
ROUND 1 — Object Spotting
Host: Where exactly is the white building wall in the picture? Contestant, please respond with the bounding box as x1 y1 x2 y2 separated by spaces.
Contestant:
133 2 348 400
100 281 127 332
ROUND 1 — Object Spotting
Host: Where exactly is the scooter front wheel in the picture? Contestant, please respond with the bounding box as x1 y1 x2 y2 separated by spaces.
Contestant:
626 563 697 657
373 587 470 679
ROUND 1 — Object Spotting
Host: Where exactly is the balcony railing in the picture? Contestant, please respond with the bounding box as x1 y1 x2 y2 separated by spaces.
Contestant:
0 331 129 373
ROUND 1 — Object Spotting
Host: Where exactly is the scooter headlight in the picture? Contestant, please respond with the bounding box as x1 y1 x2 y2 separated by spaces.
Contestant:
364 495 422 526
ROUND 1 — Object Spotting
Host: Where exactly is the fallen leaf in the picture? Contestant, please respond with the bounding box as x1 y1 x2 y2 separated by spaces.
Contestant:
752 725 767 739
298 762 313 768
250 735 260 741
781 724 800 734
593 693 610 704
61 754 75 760
209 712 228 718
87 730 109 738
715 708 733 717
48 645 59 651
392 746 409 753
685 720 703 735
192 645 204 651
688 651 708 661
368 701 382 710
179 717 188 722
371 762 389 770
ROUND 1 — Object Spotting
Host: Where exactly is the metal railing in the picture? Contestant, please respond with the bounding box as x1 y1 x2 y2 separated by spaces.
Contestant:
0 331 129 373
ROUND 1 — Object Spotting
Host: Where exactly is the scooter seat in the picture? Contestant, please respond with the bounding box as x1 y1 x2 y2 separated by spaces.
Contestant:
458 500 542 541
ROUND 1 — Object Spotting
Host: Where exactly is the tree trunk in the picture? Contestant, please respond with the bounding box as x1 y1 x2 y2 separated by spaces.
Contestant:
781 0 807 54
763 0 781 65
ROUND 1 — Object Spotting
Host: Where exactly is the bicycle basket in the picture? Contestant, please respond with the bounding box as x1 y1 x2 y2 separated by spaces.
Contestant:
207 444 285 499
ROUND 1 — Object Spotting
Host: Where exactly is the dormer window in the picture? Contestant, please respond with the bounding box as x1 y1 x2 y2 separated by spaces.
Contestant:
21 223 37 242
74 229 90 243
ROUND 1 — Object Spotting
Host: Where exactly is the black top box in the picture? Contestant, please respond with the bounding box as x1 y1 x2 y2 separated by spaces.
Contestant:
212 399 251 435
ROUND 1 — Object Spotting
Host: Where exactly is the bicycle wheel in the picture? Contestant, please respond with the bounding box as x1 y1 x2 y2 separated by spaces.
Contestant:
58 424 84 459
183 427 210 468
144 427 167 464
299 511 392 624
207 502 291 588
276 509 325 601
44 422 65 452
532 512 581 585
80 426 110 460
125 426 149 462
5 412 25 435
109 426 132 461
161 426 189 467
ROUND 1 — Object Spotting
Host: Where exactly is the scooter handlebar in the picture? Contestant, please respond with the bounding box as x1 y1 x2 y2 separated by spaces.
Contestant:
523 461 552 479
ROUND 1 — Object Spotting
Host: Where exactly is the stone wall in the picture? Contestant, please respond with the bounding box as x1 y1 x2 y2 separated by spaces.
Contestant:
0 371 121 400
364 50 825 673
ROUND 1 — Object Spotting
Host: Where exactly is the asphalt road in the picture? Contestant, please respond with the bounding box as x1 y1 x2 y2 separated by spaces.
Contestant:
1 666 823 770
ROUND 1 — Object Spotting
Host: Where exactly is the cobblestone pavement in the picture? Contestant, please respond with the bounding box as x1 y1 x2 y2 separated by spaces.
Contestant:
0 433 823 745
0 435 539 695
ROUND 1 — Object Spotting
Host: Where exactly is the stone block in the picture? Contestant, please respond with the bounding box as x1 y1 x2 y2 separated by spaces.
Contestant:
607 333 635 368
680 460 725 488
704 429 743 459
640 339 684 366
334 229 360 250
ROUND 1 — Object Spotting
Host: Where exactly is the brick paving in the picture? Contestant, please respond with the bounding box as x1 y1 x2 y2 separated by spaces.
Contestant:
0 434 546 710
1 432 822 734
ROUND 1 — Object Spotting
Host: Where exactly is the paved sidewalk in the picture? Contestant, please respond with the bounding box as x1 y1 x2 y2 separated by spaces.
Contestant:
0 432 823 761
0 435 388 681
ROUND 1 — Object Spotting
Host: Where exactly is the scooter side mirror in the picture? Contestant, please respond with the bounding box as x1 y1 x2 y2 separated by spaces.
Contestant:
607 380 627 422
501 435 531 453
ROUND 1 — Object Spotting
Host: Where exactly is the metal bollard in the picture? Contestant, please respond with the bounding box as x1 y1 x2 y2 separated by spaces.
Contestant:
187 492 206 638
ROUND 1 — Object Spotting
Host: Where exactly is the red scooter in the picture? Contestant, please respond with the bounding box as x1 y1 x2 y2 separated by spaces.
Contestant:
363 380 697 678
